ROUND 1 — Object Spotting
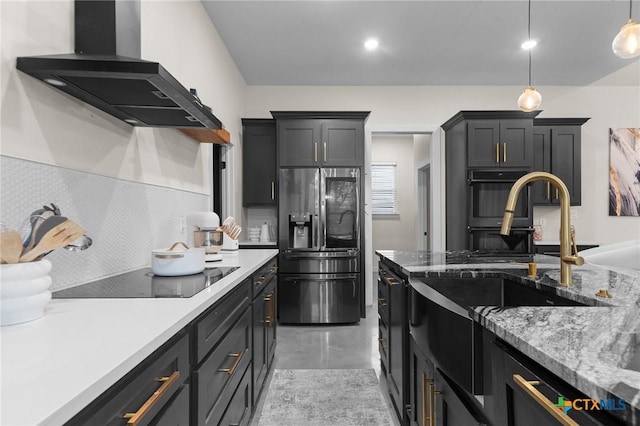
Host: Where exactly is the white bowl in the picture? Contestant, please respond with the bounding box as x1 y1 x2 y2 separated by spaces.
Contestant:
0 260 52 326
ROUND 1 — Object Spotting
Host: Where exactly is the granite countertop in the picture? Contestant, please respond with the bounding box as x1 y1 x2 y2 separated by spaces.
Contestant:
0 249 278 426
376 249 640 423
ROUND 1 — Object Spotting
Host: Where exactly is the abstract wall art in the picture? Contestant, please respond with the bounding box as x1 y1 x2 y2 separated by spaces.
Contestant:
609 128 640 216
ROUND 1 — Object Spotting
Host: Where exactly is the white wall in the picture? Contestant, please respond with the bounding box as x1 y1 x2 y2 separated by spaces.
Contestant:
371 135 416 269
1 0 247 196
245 76 640 246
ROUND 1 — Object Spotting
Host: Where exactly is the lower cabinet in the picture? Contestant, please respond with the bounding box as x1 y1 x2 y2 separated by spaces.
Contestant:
194 308 252 426
63 256 278 426
64 332 191 426
378 259 409 424
252 263 278 404
408 336 487 426
488 335 626 426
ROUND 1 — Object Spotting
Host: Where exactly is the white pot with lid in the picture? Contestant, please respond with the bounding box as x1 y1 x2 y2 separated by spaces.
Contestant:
152 242 205 276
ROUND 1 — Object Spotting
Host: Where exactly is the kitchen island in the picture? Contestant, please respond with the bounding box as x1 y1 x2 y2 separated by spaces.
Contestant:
1 249 278 426
377 250 640 425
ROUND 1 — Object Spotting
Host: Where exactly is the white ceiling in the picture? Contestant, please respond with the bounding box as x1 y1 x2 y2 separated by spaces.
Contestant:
201 0 640 86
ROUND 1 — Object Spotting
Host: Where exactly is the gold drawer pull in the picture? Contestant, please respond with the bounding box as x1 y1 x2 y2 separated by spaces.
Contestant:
422 372 432 426
123 371 180 425
219 352 244 376
378 297 387 307
513 374 579 426
265 291 275 326
429 382 441 426
387 277 400 286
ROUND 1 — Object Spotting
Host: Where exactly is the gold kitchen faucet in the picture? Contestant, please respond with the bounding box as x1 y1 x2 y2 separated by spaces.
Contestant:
500 172 584 286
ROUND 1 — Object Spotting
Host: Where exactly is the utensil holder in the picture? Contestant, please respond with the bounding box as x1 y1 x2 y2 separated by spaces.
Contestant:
0 259 52 326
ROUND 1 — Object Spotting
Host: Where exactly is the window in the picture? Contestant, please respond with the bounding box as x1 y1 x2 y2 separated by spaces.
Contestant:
371 162 398 215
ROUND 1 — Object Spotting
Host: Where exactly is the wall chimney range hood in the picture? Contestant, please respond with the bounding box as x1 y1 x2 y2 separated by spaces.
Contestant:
16 0 222 130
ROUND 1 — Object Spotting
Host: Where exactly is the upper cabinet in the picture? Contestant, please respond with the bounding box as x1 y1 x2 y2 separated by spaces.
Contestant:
242 119 277 206
532 118 589 206
467 118 534 168
272 111 369 167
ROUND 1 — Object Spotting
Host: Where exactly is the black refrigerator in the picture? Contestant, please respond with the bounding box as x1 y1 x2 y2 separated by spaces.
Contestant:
278 167 361 324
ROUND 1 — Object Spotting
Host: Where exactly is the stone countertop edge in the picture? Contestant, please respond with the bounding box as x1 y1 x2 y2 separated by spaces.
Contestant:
0 249 279 426
376 249 640 422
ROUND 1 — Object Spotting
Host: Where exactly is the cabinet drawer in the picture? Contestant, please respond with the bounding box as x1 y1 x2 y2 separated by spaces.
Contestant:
378 278 389 323
253 259 277 299
66 332 190 426
194 279 250 363
153 383 190 426
219 365 253 426
194 308 252 426
379 318 389 367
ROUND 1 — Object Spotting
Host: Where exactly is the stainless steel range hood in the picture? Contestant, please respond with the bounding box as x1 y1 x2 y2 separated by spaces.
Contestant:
16 0 222 129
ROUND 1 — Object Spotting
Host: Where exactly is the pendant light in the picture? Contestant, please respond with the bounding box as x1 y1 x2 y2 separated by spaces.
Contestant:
517 0 542 112
612 0 640 59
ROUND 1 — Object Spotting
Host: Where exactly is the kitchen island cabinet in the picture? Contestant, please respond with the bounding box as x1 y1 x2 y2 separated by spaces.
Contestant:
378 259 409 424
0 249 278 426
376 249 640 425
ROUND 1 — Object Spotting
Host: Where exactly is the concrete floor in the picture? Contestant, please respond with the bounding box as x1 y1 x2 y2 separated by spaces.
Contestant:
251 305 400 425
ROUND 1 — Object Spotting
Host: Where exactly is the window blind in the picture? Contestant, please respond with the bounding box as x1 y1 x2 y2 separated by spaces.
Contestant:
372 163 397 215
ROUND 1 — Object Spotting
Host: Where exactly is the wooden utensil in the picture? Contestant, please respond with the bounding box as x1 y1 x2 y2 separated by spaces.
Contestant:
19 219 86 263
0 227 24 264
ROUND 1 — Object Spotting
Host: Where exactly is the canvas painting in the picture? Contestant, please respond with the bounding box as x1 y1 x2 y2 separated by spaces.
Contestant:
609 128 640 216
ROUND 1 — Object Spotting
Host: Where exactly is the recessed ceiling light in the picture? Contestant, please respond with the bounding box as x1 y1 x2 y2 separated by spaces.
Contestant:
521 39 537 50
364 38 379 51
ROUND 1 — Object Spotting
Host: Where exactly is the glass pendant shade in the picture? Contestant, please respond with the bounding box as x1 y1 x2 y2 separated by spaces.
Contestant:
612 19 640 58
517 87 542 112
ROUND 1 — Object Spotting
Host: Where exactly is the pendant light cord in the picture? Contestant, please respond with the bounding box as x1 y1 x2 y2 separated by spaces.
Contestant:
629 0 633 20
527 0 532 87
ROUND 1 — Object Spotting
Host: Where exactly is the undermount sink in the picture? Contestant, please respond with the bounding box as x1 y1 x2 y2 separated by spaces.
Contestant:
409 276 588 395
421 277 588 311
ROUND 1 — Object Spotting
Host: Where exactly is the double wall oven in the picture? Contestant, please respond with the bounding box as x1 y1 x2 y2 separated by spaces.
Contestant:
467 169 533 255
278 168 361 324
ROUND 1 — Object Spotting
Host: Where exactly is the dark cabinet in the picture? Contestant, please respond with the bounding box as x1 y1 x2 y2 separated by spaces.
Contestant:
272 111 369 167
252 259 278 405
532 118 589 206
242 119 277 206
467 119 534 168
65 332 191 426
378 260 409 424
489 334 625 426
408 336 487 426
442 111 539 252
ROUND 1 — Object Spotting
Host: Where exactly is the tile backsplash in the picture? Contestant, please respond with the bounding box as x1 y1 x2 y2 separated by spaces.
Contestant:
0 156 209 291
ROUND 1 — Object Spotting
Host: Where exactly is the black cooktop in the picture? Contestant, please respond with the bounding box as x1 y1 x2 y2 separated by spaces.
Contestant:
52 266 239 299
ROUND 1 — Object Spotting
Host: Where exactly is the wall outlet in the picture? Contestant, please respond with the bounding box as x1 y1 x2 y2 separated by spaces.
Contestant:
539 218 546 226
570 209 578 220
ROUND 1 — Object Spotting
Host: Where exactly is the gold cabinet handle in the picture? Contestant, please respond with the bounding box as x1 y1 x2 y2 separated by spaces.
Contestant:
378 297 387 307
314 142 318 163
496 143 500 163
378 337 386 350
219 352 244 376
429 382 441 426
422 372 432 426
513 374 579 426
547 182 551 200
265 292 275 325
555 187 559 200
123 371 180 426
387 277 400 286
503 142 507 162
323 142 327 162
271 181 275 200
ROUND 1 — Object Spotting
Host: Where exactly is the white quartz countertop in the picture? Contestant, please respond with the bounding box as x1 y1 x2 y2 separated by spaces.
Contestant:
0 249 278 426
